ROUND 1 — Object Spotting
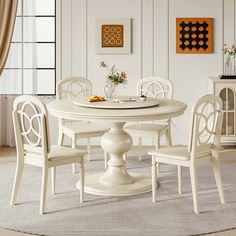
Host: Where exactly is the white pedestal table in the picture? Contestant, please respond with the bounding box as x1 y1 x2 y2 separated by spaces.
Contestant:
47 97 187 197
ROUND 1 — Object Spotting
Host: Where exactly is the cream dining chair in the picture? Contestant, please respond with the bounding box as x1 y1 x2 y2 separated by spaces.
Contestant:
56 77 108 172
149 94 225 214
124 77 173 170
10 95 86 215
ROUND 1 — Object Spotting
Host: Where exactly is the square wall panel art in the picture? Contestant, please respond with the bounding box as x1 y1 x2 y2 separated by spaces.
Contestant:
176 18 213 54
96 18 131 54
101 24 124 48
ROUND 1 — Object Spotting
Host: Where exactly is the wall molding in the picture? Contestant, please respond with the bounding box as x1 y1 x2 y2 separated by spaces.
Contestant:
56 0 236 145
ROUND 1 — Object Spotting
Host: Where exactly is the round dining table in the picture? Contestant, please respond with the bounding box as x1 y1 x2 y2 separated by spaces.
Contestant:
47 97 187 197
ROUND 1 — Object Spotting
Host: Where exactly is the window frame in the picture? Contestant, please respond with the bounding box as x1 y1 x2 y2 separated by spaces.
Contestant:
3 0 57 96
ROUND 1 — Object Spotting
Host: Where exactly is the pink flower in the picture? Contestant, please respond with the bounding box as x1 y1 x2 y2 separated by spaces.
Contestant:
100 61 127 85
120 71 126 80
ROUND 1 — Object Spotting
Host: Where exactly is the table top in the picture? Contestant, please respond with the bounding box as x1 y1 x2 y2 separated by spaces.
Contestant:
47 98 187 122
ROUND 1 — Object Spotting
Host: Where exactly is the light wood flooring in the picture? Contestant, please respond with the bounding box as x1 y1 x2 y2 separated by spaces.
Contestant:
0 146 235 236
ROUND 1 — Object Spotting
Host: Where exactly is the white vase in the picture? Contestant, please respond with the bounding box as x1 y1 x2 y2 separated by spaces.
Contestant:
225 56 235 75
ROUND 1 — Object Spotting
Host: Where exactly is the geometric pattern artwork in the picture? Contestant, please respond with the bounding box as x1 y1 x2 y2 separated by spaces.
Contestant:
96 18 131 54
101 25 124 47
176 18 213 53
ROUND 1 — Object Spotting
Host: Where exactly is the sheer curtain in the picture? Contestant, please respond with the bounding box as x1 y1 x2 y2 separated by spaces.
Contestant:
0 0 37 146
0 0 37 94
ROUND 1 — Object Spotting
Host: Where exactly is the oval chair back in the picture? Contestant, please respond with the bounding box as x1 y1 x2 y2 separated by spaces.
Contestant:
56 77 92 100
12 95 51 159
137 76 173 99
188 94 223 161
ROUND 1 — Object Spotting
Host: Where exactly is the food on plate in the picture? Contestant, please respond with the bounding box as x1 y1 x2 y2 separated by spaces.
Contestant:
86 95 105 102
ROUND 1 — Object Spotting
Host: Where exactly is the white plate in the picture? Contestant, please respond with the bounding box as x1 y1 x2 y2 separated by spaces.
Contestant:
73 96 159 109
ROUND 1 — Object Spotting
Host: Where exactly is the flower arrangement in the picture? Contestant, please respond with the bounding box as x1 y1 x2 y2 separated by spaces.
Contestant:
100 61 127 98
100 61 127 85
222 44 236 57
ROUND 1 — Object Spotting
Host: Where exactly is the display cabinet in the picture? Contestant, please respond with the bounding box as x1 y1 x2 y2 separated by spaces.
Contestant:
208 77 236 144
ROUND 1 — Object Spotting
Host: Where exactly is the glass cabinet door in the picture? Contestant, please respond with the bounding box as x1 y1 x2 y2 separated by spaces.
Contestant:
219 88 235 136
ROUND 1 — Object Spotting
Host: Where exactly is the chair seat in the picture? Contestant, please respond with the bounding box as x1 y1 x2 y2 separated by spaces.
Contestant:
48 145 87 161
25 145 86 162
125 123 169 135
148 145 212 161
62 121 109 136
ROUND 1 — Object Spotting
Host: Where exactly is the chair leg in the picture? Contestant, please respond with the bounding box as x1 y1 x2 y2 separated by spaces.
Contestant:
189 165 199 214
152 138 155 146
178 165 182 194
72 135 77 174
104 152 108 170
57 131 64 146
79 159 85 203
156 162 160 174
51 167 56 195
165 127 172 146
10 160 24 205
72 163 77 174
138 137 142 161
123 153 126 161
156 135 160 174
87 138 91 161
152 156 157 202
40 168 49 215
212 158 225 204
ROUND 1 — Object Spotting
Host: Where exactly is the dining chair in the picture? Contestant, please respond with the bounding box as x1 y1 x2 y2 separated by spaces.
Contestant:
56 77 108 172
149 94 225 214
124 76 173 170
10 95 86 215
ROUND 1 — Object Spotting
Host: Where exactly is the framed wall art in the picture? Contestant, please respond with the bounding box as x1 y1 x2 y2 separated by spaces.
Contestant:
176 18 213 54
96 18 131 54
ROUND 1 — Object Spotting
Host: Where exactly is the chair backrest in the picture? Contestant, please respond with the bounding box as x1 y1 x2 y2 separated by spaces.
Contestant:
188 94 223 160
56 77 92 100
137 77 173 99
12 95 50 160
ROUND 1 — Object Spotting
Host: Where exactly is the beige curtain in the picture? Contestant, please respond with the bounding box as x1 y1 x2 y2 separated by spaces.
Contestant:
0 0 18 76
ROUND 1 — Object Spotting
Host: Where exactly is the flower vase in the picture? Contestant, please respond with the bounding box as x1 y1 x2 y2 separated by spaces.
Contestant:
103 81 118 99
225 56 235 75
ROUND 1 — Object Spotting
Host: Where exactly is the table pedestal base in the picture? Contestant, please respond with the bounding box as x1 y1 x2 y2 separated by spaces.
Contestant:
76 122 159 197
76 173 155 196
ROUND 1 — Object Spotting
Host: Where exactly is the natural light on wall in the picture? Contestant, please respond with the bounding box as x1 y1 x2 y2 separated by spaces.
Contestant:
0 0 56 95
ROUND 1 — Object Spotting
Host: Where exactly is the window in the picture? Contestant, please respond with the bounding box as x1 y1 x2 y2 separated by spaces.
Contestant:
0 0 56 95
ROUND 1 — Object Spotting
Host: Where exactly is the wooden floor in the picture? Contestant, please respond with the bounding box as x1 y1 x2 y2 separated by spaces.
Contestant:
0 146 235 236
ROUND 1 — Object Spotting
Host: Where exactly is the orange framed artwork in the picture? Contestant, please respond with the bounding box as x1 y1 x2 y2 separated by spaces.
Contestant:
176 18 213 54
96 18 131 54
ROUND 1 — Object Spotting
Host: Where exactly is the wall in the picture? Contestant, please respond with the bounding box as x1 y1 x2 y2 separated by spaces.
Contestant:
54 0 234 145
0 97 15 146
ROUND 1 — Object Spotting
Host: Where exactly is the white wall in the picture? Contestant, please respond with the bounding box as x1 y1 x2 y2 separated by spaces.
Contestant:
54 0 235 145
